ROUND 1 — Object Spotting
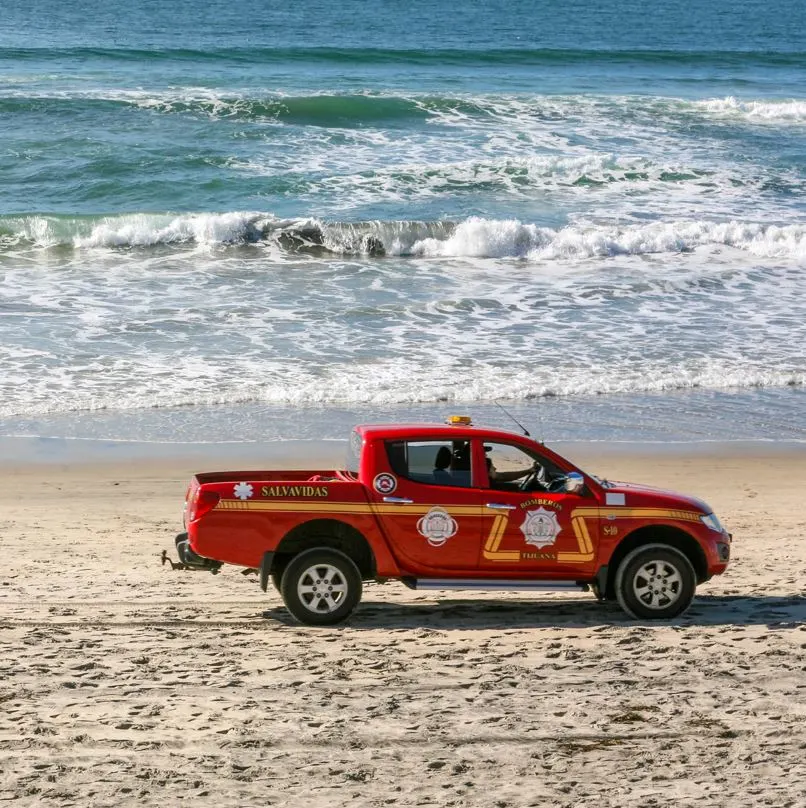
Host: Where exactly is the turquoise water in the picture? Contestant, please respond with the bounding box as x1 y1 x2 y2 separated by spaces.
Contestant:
1 0 805 443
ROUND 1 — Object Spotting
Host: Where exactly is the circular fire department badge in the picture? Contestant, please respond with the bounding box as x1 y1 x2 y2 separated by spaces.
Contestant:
417 506 458 548
373 473 398 495
520 507 561 549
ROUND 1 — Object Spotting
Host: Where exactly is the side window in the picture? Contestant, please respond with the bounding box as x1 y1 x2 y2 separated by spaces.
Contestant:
484 442 563 491
385 440 473 488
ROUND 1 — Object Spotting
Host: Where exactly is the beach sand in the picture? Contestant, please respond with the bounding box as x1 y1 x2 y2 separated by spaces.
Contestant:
1 443 805 806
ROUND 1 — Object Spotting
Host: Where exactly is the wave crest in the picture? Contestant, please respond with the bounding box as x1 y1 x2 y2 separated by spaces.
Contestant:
3 213 806 261
6 45 806 68
407 217 806 260
697 96 806 123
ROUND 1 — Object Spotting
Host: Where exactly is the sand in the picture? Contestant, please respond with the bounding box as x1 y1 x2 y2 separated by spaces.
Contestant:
1 443 805 807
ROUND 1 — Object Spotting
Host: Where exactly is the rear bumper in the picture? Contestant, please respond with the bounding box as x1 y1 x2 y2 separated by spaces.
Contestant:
175 532 222 573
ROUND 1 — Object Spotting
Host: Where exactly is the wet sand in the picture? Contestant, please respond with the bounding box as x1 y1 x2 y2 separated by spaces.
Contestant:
1 444 805 806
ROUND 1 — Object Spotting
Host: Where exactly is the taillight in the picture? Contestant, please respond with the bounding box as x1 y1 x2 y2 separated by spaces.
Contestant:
188 489 221 522
182 485 191 528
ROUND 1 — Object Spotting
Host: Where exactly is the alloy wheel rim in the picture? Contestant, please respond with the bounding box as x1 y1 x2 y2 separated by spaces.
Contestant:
297 563 348 613
632 559 683 610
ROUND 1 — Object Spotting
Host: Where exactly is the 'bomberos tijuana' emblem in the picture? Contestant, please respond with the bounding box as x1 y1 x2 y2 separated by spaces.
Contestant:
417 506 458 547
373 473 397 495
520 507 561 549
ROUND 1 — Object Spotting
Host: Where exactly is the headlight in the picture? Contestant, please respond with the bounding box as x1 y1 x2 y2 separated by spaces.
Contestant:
700 512 724 533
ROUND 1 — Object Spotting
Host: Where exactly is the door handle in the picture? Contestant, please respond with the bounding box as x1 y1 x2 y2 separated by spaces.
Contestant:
383 496 414 504
486 502 516 510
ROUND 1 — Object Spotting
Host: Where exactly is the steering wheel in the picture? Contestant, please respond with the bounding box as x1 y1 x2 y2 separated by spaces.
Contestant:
518 462 547 492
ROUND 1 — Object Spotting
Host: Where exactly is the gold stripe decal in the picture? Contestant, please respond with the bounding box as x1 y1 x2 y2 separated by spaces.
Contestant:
483 514 519 561
215 500 702 566
217 500 374 514
601 507 701 523
215 500 480 516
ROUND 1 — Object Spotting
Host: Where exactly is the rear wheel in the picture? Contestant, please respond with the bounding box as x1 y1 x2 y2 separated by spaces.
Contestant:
280 548 362 626
270 557 288 593
615 544 696 620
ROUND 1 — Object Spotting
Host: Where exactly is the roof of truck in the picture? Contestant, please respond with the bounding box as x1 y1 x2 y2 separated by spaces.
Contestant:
354 421 526 443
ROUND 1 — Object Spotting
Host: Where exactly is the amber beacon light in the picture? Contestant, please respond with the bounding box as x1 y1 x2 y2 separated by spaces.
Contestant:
446 415 473 426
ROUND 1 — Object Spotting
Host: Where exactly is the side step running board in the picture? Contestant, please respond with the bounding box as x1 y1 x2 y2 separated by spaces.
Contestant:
410 579 589 592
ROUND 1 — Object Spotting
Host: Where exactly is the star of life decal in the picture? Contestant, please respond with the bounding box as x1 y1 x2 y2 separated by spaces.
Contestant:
233 482 254 500
417 506 458 548
520 507 561 549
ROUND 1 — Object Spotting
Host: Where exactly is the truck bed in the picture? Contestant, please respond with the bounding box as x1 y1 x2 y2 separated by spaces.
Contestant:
194 469 355 485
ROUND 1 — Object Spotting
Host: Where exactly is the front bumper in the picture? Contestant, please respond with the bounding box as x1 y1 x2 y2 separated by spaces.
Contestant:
705 530 732 577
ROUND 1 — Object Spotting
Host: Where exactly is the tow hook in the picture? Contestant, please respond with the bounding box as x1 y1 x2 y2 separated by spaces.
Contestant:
160 549 191 571
162 533 222 574
161 547 221 574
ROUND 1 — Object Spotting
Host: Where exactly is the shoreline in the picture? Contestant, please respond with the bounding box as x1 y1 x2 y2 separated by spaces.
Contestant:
3 388 805 448
1 433 804 470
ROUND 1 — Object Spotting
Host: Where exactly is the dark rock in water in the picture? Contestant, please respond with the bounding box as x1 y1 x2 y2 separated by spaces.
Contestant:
276 224 325 252
242 221 265 243
361 235 385 257
273 225 384 256
294 224 325 245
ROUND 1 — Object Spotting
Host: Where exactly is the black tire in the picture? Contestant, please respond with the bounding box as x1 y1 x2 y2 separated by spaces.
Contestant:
269 557 288 593
615 543 696 620
280 548 362 626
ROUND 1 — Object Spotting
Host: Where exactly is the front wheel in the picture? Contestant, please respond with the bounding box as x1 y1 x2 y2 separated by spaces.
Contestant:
615 544 696 620
280 548 362 626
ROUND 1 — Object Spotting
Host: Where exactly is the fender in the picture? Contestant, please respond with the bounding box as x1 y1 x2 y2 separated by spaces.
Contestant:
272 515 403 579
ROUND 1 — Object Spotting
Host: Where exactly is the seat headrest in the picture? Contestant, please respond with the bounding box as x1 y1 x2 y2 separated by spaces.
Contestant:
434 446 452 470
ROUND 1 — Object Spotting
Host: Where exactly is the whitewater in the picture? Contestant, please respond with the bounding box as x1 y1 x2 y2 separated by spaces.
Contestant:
1 0 805 442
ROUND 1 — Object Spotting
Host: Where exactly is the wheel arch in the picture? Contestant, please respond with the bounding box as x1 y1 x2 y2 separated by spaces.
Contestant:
604 524 707 599
273 518 376 580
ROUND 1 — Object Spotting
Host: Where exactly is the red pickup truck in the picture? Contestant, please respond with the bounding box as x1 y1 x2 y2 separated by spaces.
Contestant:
172 417 731 625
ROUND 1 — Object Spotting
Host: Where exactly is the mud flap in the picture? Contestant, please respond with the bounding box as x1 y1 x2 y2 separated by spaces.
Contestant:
592 564 609 601
259 551 275 592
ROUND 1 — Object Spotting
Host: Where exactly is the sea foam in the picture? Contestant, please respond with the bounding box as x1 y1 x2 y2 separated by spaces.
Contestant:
72 212 276 248
399 218 806 261
1 355 803 419
698 97 806 123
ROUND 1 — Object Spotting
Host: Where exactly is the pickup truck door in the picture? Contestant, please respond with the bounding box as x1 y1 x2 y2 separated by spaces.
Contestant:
367 438 483 572
477 441 599 577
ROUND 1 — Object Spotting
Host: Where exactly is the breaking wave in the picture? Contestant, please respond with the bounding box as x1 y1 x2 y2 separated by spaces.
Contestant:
3 212 806 261
5 88 806 132
696 96 806 123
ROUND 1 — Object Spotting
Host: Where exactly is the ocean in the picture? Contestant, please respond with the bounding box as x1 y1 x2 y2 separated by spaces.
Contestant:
1 0 805 447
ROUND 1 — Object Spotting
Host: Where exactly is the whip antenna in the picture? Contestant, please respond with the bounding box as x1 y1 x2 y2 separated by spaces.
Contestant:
495 401 531 438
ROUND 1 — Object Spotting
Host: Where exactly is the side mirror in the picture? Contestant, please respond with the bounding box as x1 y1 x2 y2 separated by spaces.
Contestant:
565 471 585 494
